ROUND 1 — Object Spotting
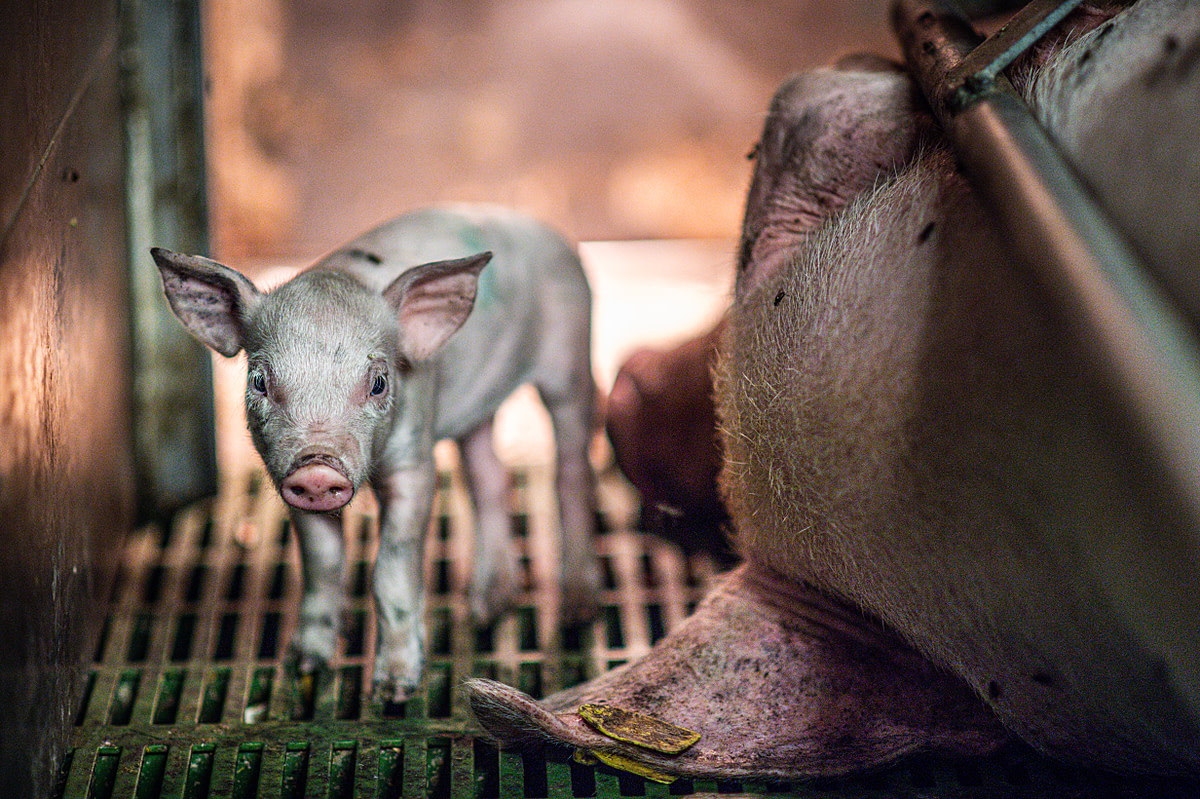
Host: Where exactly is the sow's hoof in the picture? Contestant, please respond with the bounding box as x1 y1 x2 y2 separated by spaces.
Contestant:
467 563 1008 780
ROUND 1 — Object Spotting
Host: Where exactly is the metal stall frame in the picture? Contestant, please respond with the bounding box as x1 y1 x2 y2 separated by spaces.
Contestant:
892 0 1200 724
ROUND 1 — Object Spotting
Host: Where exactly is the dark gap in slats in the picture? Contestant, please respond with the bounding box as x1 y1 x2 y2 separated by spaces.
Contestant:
108 671 140 725
434 558 451 594
683 557 700 588
183 745 215 799
381 697 407 719
428 663 452 718
88 746 121 799
278 518 290 546
437 514 451 541
570 757 597 797
344 610 365 657
127 613 152 662
92 616 111 663
616 769 646 796
329 742 357 799
430 607 451 656
517 607 538 651
258 611 281 659
281 743 310 799
639 553 658 589
646 603 665 645
213 612 238 660
668 778 695 795
475 623 495 654
561 622 587 653
600 557 617 590
244 667 274 724
604 606 624 649
428 737 452 799
351 560 369 597
226 562 246 600
518 661 543 699
473 660 498 681
511 512 528 538
268 562 286 599
359 516 372 542
594 509 610 535
520 556 534 590
474 739 500 799
715 780 743 794
607 659 628 670
378 741 405 799
197 669 230 723
152 669 185 725
157 515 174 549
143 564 165 603
198 516 214 548
184 565 206 603
75 671 96 726
521 751 548 798
231 743 263 799
134 745 168 799
336 666 361 720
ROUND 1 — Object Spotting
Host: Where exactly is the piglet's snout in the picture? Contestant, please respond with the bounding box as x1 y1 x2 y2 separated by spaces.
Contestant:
281 455 354 512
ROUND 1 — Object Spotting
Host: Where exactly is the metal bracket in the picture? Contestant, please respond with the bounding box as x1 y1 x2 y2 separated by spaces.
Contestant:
947 0 1086 108
893 0 1200 525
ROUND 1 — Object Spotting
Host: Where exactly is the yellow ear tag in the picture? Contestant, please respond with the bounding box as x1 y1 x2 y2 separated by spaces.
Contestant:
587 749 678 784
578 703 701 754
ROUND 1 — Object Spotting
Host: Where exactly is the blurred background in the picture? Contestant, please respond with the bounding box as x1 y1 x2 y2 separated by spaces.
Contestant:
204 0 896 258
201 0 897 474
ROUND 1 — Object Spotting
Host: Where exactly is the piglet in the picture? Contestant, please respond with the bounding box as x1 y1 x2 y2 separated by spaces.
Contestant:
153 204 600 700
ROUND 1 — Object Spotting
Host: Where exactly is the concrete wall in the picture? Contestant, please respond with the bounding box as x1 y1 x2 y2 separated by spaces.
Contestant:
0 1 134 794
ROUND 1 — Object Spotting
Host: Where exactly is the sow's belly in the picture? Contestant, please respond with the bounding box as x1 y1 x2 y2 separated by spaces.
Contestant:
468 0 1200 780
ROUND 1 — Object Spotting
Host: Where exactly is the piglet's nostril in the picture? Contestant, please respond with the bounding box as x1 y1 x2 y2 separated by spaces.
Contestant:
281 463 354 512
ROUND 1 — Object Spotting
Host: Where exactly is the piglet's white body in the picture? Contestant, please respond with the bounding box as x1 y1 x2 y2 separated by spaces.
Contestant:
154 205 599 700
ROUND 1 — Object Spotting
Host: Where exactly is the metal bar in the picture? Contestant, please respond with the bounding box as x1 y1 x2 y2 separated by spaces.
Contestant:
893 0 1200 529
949 0 1085 93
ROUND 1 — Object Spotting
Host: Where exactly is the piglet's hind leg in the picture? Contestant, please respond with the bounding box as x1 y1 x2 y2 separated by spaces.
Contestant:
458 418 522 624
468 562 1008 780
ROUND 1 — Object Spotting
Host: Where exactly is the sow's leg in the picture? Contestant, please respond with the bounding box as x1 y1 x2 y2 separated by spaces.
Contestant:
467 64 1008 779
470 562 1007 779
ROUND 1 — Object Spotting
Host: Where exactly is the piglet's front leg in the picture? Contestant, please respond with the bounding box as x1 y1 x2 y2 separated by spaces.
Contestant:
371 461 437 703
289 509 347 673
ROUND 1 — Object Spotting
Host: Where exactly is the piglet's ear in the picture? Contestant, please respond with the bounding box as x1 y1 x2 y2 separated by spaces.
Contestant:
151 247 263 357
384 252 492 362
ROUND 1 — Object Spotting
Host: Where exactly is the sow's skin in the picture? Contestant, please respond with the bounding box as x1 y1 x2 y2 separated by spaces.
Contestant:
153 205 600 701
469 0 1200 779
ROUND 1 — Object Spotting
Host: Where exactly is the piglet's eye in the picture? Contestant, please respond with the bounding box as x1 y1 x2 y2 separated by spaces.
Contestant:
370 374 387 396
251 373 267 394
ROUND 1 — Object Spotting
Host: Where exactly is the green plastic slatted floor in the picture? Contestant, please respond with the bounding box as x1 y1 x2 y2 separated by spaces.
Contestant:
55 465 1195 798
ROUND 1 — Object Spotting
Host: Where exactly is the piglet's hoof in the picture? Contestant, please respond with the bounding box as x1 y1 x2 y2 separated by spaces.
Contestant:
468 562 1008 780
468 545 523 626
